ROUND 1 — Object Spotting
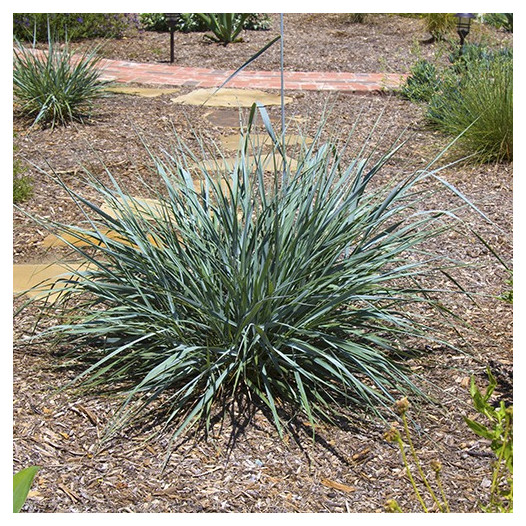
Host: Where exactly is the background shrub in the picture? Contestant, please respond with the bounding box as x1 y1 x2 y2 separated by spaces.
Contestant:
13 13 139 41
138 13 270 33
400 59 441 102
423 13 456 41
483 13 513 32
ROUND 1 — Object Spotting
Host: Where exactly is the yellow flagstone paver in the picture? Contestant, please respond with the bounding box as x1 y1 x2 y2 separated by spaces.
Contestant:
219 132 313 151
191 155 298 173
42 229 162 249
171 88 292 108
99 196 171 220
13 262 96 302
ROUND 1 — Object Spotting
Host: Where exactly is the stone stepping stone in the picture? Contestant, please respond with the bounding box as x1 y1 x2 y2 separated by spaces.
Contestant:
203 109 305 129
99 196 172 220
42 229 160 249
13 262 96 302
191 155 298 173
171 88 292 108
202 108 272 128
219 133 313 151
97 191 227 221
104 86 180 97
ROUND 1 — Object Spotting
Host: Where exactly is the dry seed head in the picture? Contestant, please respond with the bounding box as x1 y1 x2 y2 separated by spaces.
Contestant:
385 499 401 512
430 459 442 473
384 425 401 443
394 396 410 415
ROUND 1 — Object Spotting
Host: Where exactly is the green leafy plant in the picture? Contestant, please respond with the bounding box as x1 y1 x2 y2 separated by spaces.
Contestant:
138 13 170 32
19 100 490 457
465 369 513 512
400 59 441 102
243 14 271 31
139 13 206 33
195 13 250 44
384 370 513 513
139 13 270 33
13 167 32 203
402 43 513 163
483 13 513 32
384 399 450 513
13 466 40 512
13 32 108 128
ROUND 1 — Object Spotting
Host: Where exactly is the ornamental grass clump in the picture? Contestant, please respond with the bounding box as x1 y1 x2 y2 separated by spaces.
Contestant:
427 48 513 163
21 105 484 448
13 34 107 128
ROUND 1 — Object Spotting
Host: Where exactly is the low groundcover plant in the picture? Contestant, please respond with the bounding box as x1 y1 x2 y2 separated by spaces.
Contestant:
18 105 492 453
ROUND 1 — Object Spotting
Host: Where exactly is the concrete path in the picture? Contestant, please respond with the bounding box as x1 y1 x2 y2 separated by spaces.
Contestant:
98 58 407 94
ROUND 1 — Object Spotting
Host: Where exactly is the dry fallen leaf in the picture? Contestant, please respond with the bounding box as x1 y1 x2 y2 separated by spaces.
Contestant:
321 478 356 493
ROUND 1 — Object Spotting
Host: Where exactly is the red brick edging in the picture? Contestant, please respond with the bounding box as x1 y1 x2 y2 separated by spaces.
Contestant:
98 58 407 94
18 48 407 93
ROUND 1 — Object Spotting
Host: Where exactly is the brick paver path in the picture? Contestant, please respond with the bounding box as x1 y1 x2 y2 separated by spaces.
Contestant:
98 58 407 94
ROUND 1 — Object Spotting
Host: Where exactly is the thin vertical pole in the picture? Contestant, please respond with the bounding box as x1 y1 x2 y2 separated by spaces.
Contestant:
280 13 287 187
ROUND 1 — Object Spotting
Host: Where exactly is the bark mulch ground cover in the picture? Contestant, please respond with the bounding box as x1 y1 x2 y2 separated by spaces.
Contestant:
13 14 512 513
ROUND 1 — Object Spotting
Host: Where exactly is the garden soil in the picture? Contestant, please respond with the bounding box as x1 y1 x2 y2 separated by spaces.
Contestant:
13 14 512 513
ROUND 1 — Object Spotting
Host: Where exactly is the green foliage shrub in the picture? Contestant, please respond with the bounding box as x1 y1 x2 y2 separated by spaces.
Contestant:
465 369 513 512
13 164 32 203
24 104 487 450
384 372 513 513
402 44 513 163
139 13 204 33
139 13 270 33
13 13 139 42
13 35 108 128
483 13 513 32
243 14 272 31
400 59 441 102
138 13 171 32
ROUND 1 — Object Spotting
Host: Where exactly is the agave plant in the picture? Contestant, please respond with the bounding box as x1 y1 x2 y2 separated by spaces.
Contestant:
195 13 250 44
20 103 484 452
